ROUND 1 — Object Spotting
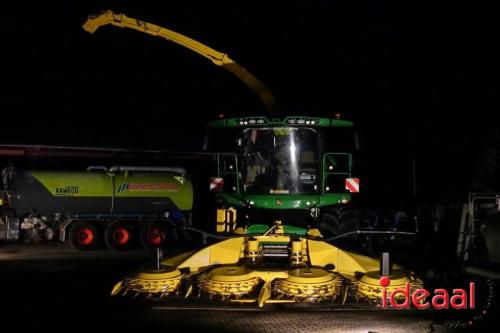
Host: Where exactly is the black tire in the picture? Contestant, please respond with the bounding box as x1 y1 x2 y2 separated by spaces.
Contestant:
139 224 167 249
104 222 134 251
319 206 360 237
69 221 102 251
319 212 341 236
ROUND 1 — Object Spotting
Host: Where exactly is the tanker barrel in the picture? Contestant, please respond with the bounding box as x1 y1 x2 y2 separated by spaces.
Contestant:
109 166 186 174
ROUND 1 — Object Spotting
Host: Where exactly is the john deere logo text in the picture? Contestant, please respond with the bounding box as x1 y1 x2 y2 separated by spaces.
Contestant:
55 186 80 195
380 276 475 309
117 183 178 193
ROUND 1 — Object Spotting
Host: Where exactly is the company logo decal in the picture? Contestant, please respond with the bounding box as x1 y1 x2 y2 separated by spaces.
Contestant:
173 176 184 184
55 186 80 195
380 276 475 310
117 183 178 193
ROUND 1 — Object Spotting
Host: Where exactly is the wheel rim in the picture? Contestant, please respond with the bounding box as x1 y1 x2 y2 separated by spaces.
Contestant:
76 228 94 245
146 227 163 246
112 227 130 245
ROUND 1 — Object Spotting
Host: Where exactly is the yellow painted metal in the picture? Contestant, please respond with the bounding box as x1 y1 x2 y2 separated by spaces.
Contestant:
172 237 245 272
290 239 304 265
135 267 183 280
308 239 392 278
216 207 237 232
287 268 334 284
264 220 285 235
233 227 247 234
307 239 340 269
216 209 226 223
360 269 409 287
110 233 422 307
255 235 291 243
199 266 261 297
291 240 302 254
111 266 183 296
230 299 295 304
250 270 289 281
306 228 323 237
245 237 260 262
273 268 342 302
82 11 279 113
355 270 423 301
229 299 257 304
258 280 272 307
162 250 197 267
264 299 296 304
110 281 123 296
336 250 382 277
246 238 259 252
227 207 237 232
207 266 253 282
159 234 384 278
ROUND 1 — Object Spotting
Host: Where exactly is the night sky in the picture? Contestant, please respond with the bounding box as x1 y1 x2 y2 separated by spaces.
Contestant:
1 0 499 203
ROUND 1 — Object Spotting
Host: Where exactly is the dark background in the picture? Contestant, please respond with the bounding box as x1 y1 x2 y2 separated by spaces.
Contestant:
1 0 499 204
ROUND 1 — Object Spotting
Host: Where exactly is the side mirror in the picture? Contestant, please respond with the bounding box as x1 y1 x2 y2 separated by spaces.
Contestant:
202 131 209 151
353 131 362 151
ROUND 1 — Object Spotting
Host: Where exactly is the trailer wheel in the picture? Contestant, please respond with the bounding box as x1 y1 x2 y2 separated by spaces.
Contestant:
139 225 166 249
69 221 101 251
104 222 134 250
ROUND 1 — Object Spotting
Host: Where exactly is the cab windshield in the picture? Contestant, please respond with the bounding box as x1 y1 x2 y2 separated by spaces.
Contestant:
242 127 320 194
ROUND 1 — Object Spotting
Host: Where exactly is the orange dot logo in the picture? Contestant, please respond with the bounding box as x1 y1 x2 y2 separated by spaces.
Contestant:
380 276 391 287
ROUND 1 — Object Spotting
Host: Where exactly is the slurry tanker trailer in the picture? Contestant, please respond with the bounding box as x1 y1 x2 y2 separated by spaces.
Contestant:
1 165 193 250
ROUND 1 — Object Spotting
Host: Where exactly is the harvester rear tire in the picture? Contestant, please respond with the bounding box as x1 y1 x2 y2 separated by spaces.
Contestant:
69 221 102 251
104 222 134 251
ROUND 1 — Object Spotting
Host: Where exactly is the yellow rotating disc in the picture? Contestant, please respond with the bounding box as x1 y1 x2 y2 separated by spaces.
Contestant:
355 269 423 302
274 268 342 302
112 265 183 298
199 266 261 298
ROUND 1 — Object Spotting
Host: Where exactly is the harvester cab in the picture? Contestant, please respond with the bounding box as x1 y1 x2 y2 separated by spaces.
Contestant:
206 116 360 238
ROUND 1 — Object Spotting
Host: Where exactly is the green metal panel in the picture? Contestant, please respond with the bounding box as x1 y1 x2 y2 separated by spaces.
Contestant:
216 192 351 209
247 224 307 235
29 171 193 211
30 171 112 197
208 116 353 128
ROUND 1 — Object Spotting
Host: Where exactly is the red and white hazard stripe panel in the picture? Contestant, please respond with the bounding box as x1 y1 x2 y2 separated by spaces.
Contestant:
345 178 360 193
209 177 224 192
